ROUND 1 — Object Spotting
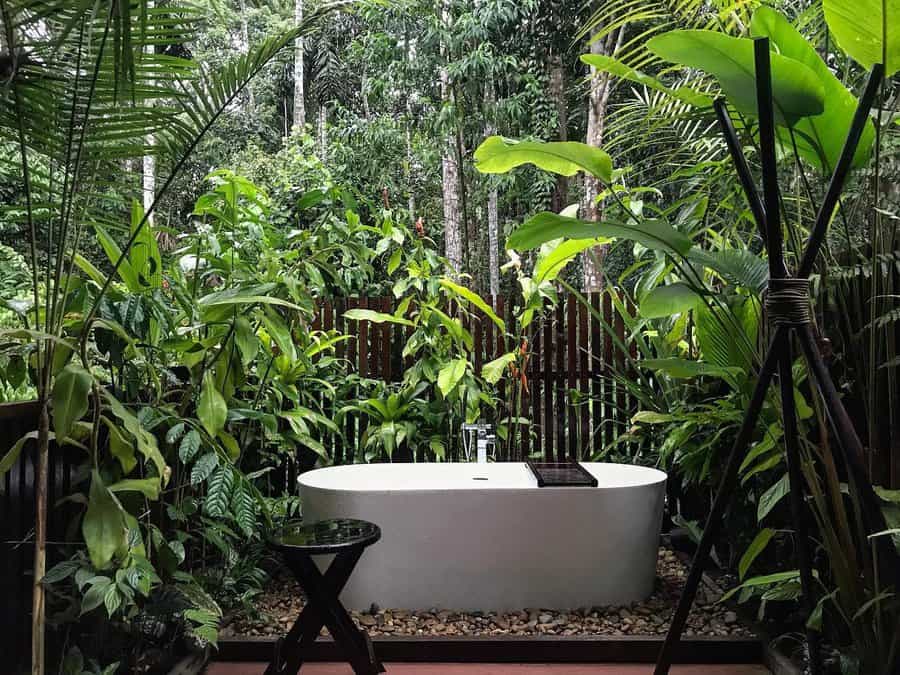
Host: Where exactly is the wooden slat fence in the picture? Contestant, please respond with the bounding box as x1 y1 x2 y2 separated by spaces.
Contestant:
296 290 638 468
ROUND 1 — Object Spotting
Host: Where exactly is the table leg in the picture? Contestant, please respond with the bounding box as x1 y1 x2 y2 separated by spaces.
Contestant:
266 548 384 675
290 552 384 675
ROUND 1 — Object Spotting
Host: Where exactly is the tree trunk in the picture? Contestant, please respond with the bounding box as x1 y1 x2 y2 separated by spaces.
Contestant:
549 52 568 213
142 145 155 225
238 0 255 110
484 82 500 296
31 400 50 675
582 27 622 291
292 0 305 131
405 33 416 224
487 185 500 296
440 0 462 271
317 104 327 159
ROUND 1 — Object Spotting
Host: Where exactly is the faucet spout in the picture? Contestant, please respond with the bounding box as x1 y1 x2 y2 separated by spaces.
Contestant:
464 422 495 463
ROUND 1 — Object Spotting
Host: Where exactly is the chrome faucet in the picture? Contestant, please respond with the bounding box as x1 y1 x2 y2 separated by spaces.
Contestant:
462 423 495 463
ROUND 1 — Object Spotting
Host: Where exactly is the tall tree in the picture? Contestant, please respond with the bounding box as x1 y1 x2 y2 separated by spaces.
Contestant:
439 0 462 271
582 25 622 291
293 0 306 129
484 81 500 296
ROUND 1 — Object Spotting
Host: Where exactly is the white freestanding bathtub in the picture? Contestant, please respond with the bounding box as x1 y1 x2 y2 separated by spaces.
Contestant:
298 462 666 611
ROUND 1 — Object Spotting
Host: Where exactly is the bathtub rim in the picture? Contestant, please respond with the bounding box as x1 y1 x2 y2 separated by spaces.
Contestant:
297 461 667 495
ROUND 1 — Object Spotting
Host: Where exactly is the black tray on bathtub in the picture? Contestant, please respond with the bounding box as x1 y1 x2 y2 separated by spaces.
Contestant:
527 461 598 487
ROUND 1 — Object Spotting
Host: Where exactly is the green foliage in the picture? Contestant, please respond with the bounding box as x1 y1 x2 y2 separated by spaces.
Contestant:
824 0 900 74
646 30 826 126
475 136 614 183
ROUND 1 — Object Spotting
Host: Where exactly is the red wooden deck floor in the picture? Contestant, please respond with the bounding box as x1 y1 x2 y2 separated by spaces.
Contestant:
209 663 770 674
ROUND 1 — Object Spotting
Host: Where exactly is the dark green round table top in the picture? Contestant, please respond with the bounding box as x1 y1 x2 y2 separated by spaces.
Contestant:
268 518 381 555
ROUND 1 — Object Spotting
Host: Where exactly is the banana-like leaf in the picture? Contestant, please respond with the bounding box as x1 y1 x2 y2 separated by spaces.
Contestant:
507 212 692 257
751 7 875 170
824 0 900 75
581 54 714 108
533 238 613 285
639 283 702 318
474 136 613 183
647 30 825 126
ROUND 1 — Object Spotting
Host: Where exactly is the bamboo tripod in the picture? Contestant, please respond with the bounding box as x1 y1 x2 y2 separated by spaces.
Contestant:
654 39 897 675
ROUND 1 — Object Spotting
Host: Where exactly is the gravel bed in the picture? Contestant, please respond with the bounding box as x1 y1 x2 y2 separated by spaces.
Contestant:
221 547 754 639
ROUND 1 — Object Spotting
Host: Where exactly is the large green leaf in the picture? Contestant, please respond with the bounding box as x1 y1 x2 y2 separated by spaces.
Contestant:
482 353 517 384
739 527 776 580
198 284 302 311
647 30 825 126
758 472 791 522
52 364 92 441
261 309 297 362
824 0 900 75
533 238 613 284
507 212 692 257
83 471 126 569
580 54 714 108
439 279 505 331
108 477 161 500
0 431 40 477
751 7 876 170
474 136 613 183
641 358 740 380
198 371 227 437
104 394 169 482
639 283 701 318
94 225 141 291
343 309 415 327
437 358 468 397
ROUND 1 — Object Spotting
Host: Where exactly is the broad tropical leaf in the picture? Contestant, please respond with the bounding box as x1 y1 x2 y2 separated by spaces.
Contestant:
204 467 234 517
533 238 613 284
751 7 875 170
507 212 692 256
581 54 714 108
437 358 468 396
344 308 414 326
824 0 900 75
482 353 517 384
647 30 826 126
639 283 701 318
474 136 613 183
52 364 92 441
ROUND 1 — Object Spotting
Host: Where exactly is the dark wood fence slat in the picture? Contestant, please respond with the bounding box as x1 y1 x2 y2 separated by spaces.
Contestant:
590 292 603 458
543 309 554 461
566 295 577 461
554 302 565 462
578 295 590 461
602 291 615 448
614 299 627 435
